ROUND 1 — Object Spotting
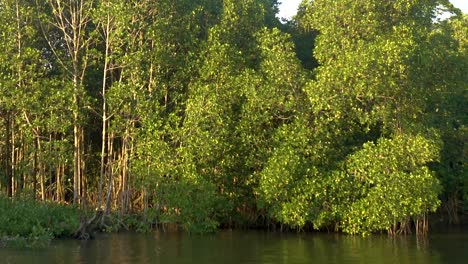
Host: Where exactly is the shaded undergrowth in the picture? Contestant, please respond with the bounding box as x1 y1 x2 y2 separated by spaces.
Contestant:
0 196 82 248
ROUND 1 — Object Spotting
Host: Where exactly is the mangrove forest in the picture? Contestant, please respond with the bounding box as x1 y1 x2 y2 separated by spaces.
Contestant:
0 0 466 240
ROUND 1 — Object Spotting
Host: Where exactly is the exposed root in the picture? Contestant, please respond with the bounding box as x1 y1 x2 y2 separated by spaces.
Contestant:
75 209 104 240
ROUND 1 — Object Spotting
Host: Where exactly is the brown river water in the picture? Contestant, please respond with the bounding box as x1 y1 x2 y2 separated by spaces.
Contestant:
0 229 467 263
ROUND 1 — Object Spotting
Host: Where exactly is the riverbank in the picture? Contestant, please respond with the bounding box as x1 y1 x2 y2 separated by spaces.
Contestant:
0 196 159 247
1 196 466 248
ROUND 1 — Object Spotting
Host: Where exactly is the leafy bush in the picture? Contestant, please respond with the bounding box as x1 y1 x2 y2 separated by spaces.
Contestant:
0 197 81 246
341 134 442 235
159 179 220 233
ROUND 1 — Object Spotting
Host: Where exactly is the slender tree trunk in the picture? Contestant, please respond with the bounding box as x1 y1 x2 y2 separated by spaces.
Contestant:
41 0 93 204
56 163 62 202
10 118 16 197
73 80 80 204
33 135 38 200
16 132 24 197
40 165 45 201
36 138 45 201
11 0 24 199
5 113 13 197
80 131 87 205
19 137 25 196
123 132 130 214
99 13 111 209
120 133 128 214
47 134 53 200
416 214 429 236
104 132 114 217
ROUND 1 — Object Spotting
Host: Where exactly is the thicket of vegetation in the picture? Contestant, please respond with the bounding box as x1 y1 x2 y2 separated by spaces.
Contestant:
0 0 466 236
0 196 81 246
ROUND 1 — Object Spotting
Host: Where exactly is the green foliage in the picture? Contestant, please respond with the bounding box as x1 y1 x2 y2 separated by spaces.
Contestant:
425 15 468 213
0 197 81 246
0 0 465 237
158 179 220 233
257 119 316 227
252 0 461 235
341 135 442 235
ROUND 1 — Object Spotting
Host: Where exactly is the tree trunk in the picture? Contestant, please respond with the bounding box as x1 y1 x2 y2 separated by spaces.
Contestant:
4 113 13 197
73 94 80 204
120 130 129 214
10 117 17 197
42 0 93 205
33 135 38 200
36 138 45 201
56 162 63 202
99 13 111 209
105 132 114 216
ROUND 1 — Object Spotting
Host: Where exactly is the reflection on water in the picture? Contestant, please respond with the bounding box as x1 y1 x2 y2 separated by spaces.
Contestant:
1 230 467 264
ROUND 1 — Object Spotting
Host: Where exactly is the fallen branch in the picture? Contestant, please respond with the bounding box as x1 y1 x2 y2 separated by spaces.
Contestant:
75 209 104 240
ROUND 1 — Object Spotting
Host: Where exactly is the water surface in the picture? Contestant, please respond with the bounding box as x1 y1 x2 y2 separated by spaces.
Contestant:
1 230 467 263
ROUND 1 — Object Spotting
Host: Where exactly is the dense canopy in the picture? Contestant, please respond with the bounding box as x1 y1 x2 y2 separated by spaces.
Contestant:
0 0 466 235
